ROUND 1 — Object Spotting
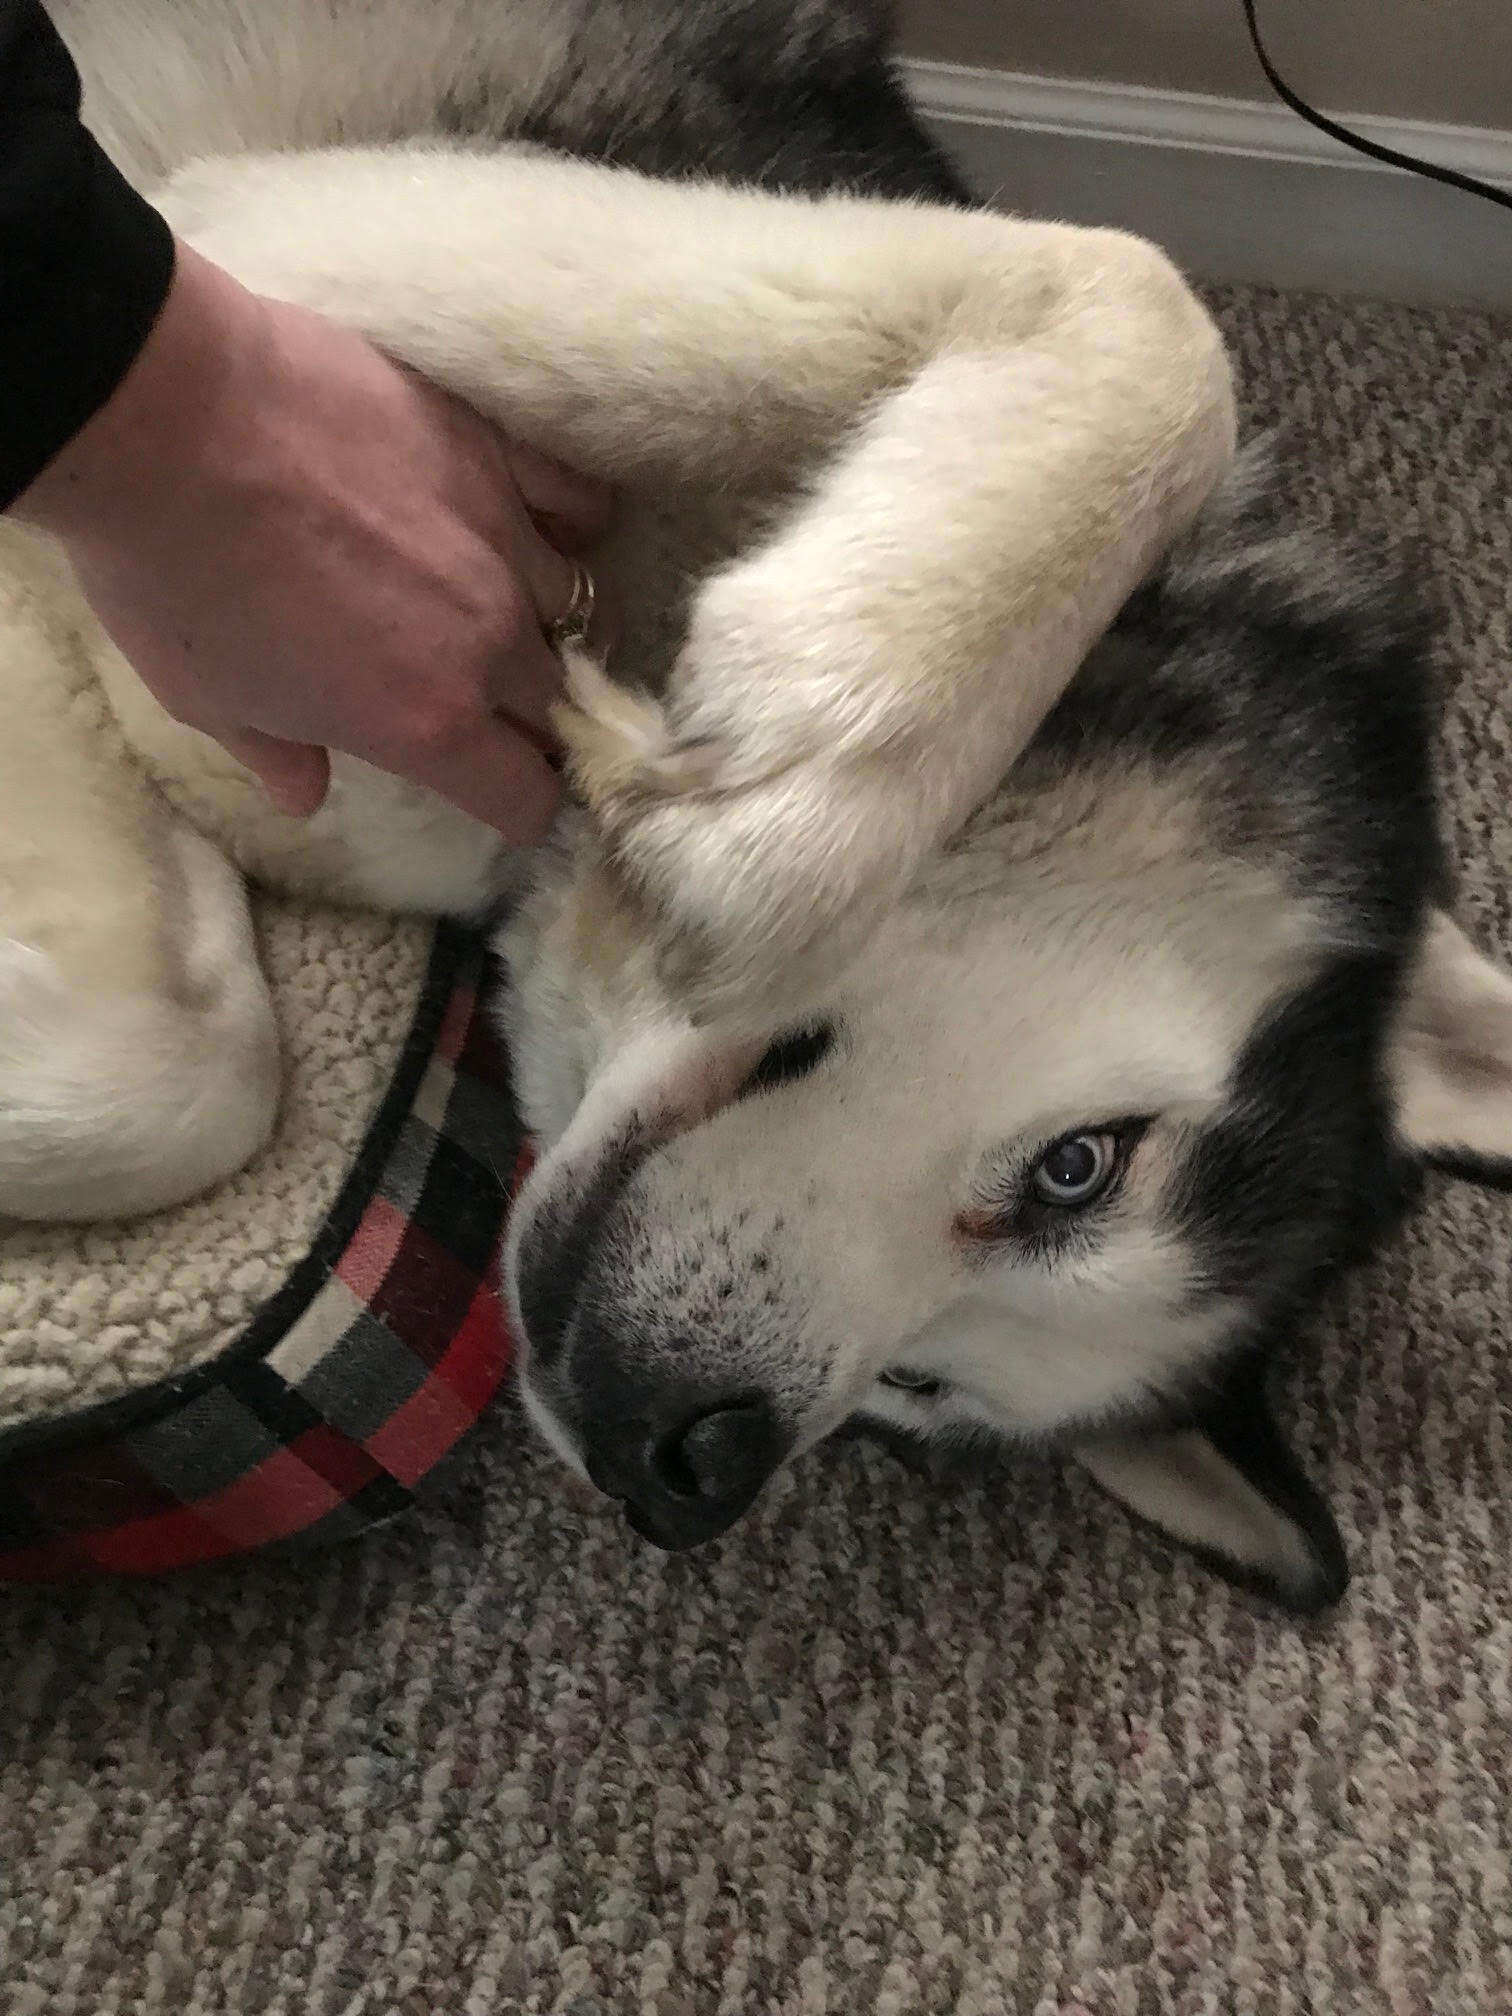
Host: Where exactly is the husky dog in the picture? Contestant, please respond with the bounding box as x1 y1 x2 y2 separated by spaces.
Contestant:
6 2 1511 1611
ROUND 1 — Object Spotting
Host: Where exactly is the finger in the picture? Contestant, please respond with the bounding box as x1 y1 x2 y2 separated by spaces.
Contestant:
517 537 618 661
483 539 593 730
504 441 614 553
472 532 616 743
403 719 563 842
216 727 331 817
480 584 573 741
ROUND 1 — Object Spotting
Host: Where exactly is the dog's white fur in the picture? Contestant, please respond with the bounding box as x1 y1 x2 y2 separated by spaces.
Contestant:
4 0 1236 1220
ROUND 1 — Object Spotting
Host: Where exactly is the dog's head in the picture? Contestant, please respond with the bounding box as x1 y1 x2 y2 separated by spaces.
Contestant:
497 458 1512 1610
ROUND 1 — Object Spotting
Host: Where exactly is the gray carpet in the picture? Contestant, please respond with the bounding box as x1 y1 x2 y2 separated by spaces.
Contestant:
5 281 1512 2016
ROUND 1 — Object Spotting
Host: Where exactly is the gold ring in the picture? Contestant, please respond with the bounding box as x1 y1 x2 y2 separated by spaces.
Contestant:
546 561 596 654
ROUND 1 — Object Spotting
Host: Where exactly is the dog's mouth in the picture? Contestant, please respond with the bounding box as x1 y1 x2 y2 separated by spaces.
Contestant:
611 1489 744 1553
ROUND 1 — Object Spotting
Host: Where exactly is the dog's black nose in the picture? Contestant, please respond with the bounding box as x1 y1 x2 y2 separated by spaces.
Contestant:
583 1394 786 1549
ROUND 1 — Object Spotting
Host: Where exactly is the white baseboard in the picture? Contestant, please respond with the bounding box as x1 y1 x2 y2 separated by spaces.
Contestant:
903 59 1512 311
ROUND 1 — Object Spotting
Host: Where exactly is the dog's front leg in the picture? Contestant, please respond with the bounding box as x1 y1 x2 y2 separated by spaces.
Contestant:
567 228 1236 1017
165 152 1234 1018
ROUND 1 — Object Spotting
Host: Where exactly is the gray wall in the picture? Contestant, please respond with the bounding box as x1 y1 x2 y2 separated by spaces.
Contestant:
900 0 1512 130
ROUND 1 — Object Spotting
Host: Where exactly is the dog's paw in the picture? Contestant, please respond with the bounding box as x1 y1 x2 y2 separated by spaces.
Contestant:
556 643 942 1023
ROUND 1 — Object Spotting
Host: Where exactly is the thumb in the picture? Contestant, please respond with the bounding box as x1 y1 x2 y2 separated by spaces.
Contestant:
215 727 332 817
504 440 614 555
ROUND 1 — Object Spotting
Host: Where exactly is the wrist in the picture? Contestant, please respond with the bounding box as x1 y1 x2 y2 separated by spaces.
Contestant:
12 245 267 546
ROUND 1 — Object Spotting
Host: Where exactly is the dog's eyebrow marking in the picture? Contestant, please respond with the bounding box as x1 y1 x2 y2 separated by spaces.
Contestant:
741 1020 838 1098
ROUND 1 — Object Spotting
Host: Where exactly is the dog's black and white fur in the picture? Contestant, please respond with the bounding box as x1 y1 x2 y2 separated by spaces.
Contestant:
505 457 1502 1613
6 1 1511 1611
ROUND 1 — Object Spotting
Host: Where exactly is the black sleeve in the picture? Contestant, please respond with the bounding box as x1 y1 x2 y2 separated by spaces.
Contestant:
0 0 175 507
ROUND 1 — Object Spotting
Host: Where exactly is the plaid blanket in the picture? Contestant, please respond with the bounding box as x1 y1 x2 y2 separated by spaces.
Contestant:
0 925 522 1582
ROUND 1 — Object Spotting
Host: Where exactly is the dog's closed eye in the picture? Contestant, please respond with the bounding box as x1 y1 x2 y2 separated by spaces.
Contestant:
878 1365 945 1399
743 1020 838 1096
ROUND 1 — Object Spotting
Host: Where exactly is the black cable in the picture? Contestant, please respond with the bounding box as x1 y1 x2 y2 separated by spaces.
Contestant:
1240 0 1512 214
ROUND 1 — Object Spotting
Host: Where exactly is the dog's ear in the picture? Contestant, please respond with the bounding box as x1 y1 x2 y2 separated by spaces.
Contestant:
1388 909 1512 1178
1074 1356 1347 1612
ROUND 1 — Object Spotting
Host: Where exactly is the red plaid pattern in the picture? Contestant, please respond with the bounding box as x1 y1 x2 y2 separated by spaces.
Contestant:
0 924 523 1583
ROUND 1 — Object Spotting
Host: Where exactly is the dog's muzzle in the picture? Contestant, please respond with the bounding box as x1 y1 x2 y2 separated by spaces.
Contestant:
510 1097 799 1549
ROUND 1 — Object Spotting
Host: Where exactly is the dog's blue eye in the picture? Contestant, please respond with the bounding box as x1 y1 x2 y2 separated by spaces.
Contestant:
1031 1131 1118 1207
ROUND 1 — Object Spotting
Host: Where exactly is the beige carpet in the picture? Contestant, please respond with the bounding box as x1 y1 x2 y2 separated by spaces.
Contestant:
4 280 1512 2016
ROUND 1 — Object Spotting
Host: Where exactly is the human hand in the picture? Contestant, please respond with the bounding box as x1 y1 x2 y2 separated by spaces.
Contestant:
15 244 612 840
